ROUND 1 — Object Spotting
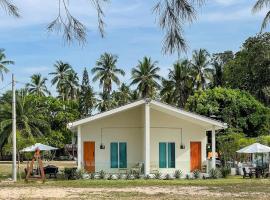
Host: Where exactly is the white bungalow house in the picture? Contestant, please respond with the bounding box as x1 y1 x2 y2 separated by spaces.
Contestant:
68 99 227 175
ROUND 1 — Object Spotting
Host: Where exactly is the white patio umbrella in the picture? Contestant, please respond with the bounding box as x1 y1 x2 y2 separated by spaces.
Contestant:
237 143 270 173
20 143 58 152
236 143 270 154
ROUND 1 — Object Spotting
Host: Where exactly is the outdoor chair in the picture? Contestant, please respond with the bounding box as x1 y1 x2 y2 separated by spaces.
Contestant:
243 167 253 178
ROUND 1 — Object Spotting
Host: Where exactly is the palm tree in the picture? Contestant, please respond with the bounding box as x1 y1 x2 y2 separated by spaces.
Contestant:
160 78 175 105
0 49 14 81
161 60 193 107
130 89 140 101
131 57 161 98
26 74 50 96
253 0 270 31
96 92 116 112
92 53 125 94
0 93 50 149
209 51 234 88
190 49 212 90
64 70 79 100
49 61 72 100
112 83 132 106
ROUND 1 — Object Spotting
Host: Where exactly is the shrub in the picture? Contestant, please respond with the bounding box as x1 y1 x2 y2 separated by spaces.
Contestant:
126 171 134 180
64 168 77 180
90 173 95 179
193 170 201 179
144 174 150 180
132 171 140 179
154 171 162 179
209 169 221 179
75 169 84 179
174 170 182 179
185 174 190 180
220 167 230 178
98 170 106 179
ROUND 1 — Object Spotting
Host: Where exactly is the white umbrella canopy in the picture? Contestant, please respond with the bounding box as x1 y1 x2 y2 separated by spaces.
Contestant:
237 143 270 154
20 143 58 152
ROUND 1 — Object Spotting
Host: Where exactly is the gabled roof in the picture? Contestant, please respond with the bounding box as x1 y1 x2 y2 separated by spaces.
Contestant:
68 99 227 130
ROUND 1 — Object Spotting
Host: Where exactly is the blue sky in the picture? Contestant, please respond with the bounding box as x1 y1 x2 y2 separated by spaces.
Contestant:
0 0 267 94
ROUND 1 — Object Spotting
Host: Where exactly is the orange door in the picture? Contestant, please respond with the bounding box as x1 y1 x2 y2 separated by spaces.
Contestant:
84 141 95 172
190 142 201 172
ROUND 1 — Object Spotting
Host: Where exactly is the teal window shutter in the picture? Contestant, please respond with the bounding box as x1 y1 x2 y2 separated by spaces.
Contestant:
159 143 167 168
119 142 127 168
168 143 175 168
110 142 118 168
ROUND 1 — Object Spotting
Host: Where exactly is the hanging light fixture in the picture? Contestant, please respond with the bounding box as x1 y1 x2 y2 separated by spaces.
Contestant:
100 128 105 150
180 128 185 149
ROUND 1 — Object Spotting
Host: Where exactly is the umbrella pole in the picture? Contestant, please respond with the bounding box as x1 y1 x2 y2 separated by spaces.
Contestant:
269 152 270 173
262 153 264 167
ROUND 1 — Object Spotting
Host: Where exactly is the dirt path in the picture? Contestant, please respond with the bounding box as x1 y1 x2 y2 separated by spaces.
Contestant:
0 186 269 199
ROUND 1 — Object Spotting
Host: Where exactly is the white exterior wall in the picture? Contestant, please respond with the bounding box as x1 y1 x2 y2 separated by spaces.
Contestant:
79 105 207 174
81 106 144 173
150 109 207 174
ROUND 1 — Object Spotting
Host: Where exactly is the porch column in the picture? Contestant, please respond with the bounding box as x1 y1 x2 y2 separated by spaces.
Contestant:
144 101 150 175
77 126 82 170
211 125 216 169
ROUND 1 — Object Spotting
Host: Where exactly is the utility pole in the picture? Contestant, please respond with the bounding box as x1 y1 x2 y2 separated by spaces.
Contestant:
12 74 17 182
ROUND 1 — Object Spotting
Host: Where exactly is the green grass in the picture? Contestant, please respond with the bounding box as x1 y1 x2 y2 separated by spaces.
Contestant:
1 176 270 189
2 178 269 200
1 161 270 199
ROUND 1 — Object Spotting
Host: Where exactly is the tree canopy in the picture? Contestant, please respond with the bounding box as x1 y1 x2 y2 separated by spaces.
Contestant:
224 33 270 105
186 87 270 137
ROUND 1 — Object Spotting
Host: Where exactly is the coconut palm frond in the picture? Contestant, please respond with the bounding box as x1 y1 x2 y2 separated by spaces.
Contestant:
253 0 270 31
0 0 20 17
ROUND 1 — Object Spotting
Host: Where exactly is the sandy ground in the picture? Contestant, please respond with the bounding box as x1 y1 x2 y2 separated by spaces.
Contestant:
0 185 269 200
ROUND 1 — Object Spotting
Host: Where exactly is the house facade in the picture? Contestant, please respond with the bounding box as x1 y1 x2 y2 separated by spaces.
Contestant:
68 99 227 175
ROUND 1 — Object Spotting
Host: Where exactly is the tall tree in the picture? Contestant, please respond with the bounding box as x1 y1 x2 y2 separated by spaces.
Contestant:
112 83 132 106
49 61 73 100
224 33 270 105
79 68 96 117
160 78 175 105
209 51 234 88
253 0 270 31
186 88 270 137
64 70 79 100
0 92 50 149
0 49 14 81
92 52 125 94
131 57 161 98
161 60 193 107
96 92 115 112
190 49 212 90
26 73 51 96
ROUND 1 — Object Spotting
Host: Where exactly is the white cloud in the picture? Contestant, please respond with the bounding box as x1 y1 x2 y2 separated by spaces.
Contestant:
23 66 51 74
213 0 241 6
0 0 155 30
200 5 266 22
